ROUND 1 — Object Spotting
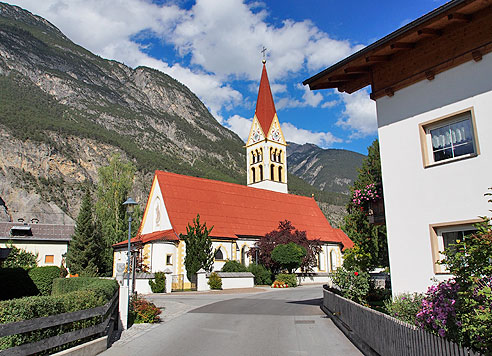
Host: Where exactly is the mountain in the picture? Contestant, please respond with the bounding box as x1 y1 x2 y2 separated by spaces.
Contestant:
287 143 364 195
0 3 359 227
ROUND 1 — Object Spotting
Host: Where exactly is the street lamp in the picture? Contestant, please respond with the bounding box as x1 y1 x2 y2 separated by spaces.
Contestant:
123 197 137 326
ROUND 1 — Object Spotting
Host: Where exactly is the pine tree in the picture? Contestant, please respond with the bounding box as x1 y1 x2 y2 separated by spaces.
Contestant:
342 139 388 271
181 215 214 282
66 189 104 276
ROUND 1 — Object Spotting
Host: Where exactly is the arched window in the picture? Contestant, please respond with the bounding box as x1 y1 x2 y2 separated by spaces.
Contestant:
259 148 263 162
278 150 282 163
259 165 263 181
251 167 256 183
278 166 283 182
270 148 274 161
270 164 275 181
251 152 256 164
215 248 224 260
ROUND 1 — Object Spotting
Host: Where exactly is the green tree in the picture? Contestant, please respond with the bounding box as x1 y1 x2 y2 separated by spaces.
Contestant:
66 189 105 276
95 154 140 274
271 242 306 273
2 243 37 269
342 139 388 271
181 215 214 282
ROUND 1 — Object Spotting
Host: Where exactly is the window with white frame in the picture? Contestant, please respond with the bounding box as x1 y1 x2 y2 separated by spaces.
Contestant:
420 109 479 167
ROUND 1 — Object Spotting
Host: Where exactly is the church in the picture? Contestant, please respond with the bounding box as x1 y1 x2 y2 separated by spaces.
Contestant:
113 60 352 289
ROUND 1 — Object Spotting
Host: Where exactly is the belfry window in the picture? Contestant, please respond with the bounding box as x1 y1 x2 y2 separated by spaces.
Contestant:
251 167 256 183
259 165 263 181
278 166 283 182
270 164 275 181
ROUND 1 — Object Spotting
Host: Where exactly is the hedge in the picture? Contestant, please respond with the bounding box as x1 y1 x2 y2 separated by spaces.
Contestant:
0 268 38 301
247 264 272 285
0 277 118 353
28 266 61 296
149 272 166 293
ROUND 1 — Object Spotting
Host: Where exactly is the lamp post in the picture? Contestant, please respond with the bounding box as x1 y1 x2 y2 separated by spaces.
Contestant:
123 197 137 326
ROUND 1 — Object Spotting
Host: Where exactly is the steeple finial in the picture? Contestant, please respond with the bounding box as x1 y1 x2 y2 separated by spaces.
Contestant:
261 46 267 64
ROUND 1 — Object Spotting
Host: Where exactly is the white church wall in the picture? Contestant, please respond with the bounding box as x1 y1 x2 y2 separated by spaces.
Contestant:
150 241 177 274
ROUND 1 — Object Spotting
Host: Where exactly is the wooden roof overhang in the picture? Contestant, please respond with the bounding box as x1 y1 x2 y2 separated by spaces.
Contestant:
303 0 492 100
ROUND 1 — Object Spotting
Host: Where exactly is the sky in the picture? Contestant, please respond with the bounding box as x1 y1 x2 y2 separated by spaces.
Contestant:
8 0 448 154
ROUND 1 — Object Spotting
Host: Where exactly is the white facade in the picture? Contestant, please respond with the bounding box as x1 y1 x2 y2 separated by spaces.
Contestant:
0 240 68 267
376 52 492 294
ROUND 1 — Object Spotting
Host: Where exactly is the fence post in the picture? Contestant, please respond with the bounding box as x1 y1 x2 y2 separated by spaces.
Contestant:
164 268 173 293
119 285 129 330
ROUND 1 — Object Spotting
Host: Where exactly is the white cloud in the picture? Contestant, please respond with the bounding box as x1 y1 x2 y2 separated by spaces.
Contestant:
224 115 253 142
336 89 377 137
11 0 367 139
281 122 341 148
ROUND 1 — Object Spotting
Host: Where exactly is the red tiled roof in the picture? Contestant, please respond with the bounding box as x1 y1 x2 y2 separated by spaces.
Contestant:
255 63 276 134
114 229 178 247
154 171 353 248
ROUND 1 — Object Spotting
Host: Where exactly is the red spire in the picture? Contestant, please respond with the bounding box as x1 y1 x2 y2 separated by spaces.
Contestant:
255 62 276 134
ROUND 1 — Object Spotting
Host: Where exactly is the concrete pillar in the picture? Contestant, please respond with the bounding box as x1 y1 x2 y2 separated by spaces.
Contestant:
164 268 173 294
119 285 129 330
196 269 209 291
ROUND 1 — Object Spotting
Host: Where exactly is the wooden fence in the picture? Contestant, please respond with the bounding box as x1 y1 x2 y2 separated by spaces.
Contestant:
322 287 481 356
0 290 119 356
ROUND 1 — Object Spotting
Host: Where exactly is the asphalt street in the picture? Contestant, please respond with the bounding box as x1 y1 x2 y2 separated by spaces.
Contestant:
102 286 362 356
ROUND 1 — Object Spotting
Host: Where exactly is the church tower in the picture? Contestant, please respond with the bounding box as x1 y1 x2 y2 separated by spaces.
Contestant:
246 60 287 193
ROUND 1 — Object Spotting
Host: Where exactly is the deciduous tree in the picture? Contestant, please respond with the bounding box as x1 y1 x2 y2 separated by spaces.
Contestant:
253 220 321 273
271 242 306 273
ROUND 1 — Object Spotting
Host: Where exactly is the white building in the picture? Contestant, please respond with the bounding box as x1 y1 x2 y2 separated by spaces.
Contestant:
113 62 352 290
304 0 492 295
0 222 73 267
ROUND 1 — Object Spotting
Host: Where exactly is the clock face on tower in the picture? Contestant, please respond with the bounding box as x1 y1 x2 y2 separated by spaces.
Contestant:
252 129 262 143
271 129 281 142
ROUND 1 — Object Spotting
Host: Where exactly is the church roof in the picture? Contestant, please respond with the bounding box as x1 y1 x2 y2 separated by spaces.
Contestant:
146 171 352 247
255 63 277 134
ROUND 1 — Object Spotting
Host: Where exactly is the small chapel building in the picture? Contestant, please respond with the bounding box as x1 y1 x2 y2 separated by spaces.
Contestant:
113 61 352 289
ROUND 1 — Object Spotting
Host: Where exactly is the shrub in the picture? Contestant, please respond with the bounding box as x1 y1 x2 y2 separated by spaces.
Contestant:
332 267 370 304
221 260 247 272
0 277 118 352
2 244 37 270
208 272 222 290
271 242 306 273
149 272 166 293
384 293 424 324
247 264 272 285
275 273 297 287
0 268 38 300
130 295 161 324
28 266 61 296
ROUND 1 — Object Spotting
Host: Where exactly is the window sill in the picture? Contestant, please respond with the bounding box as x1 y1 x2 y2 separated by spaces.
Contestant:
424 152 477 169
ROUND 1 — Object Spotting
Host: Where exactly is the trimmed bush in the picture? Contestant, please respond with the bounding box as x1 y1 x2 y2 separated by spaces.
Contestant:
149 272 166 293
0 277 118 352
0 268 38 300
208 272 222 290
275 273 297 287
384 293 424 325
28 266 61 296
247 264 272 285
221 260 247 272
2 244 37 270
130 295 161 324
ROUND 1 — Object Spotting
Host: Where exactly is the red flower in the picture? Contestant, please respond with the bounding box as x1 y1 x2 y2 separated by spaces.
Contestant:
354 272 359 276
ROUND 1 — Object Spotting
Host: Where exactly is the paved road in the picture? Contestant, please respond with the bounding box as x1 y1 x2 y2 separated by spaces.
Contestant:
102 286 361 356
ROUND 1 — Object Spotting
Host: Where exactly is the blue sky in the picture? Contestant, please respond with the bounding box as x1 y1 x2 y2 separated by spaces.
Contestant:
10 0 448 154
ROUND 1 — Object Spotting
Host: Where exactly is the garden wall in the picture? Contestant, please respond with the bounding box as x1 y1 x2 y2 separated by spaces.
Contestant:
197 271 254 291
297 272 332 285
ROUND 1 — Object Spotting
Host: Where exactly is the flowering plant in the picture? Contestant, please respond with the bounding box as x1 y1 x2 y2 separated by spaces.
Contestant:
351 183 381 209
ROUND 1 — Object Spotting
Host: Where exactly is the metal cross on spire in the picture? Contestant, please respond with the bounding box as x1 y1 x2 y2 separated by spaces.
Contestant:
261 46 267 63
